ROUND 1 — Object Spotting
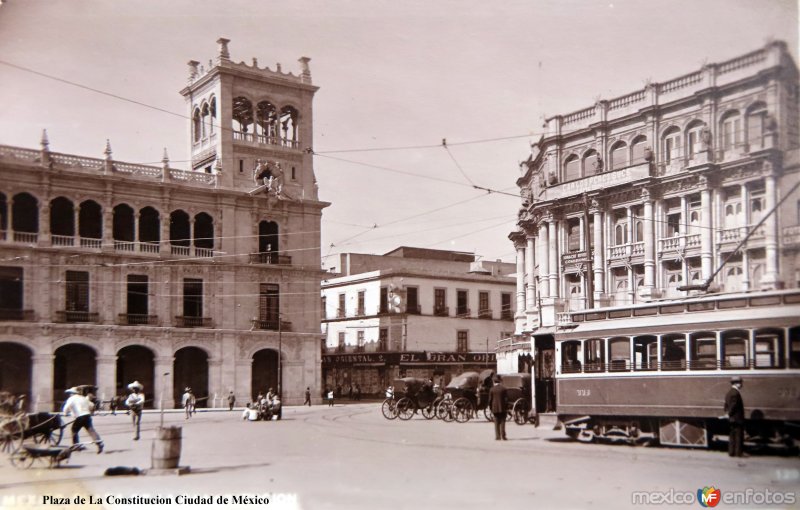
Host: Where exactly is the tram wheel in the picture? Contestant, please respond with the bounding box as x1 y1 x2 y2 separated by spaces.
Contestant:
396 397 416 421
381 399 398 420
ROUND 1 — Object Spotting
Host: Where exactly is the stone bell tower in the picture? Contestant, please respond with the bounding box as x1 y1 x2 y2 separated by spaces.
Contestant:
180 38 319 199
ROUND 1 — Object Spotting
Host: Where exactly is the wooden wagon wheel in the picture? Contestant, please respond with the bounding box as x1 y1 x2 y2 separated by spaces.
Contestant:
0 415 26 454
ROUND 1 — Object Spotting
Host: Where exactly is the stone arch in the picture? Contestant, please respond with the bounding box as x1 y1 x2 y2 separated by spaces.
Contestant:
173 346 209 408
193 212 214 249
50 196 75 237
251 348 279 401
138 206 160 244
53 343 97 409
116 345 155 408
12 192 39 233
113 203 135 242
169 209 191 247
0 341 33 411
232 96 254 133
78 200 103 240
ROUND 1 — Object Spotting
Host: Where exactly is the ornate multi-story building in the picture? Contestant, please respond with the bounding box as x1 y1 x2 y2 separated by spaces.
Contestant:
502 41 800 415
321 248 515 395
0 39 328 410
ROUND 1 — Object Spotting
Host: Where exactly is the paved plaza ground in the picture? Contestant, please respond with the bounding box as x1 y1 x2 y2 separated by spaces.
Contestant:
1 404 798 509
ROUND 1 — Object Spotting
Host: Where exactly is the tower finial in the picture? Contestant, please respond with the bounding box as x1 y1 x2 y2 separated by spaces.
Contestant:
298 57 312 83
40 129 50 151
162 147 170 167
216 38 231 62
104 139 113 160
188 60 200 81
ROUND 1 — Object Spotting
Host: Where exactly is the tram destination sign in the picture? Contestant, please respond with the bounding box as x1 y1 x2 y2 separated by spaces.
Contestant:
322 351 497 366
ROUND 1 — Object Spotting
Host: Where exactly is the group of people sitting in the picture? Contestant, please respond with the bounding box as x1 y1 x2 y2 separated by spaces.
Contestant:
242 388 282 421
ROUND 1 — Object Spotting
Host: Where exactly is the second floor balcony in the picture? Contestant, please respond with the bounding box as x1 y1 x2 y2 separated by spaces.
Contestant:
251 319 292 331
55 310 99 323
174 316 213 328
249 252 292 265
117 314 159 326
0 309 35 321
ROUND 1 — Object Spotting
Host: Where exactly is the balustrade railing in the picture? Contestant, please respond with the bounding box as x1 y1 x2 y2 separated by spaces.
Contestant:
13 232 38 244
117 314 158 326
608 245 628 259
80 237 102 249
195 247 214 258
51 234 75 246
0 309 34 321
55 310 99 323
114 240 136 252
174 316 212 328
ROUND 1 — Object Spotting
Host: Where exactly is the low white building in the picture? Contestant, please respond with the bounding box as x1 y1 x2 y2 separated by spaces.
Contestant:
321 247 516 396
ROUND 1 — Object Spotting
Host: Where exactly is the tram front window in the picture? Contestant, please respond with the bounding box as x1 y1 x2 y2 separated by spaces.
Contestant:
690 333 717 370
561 341 582 373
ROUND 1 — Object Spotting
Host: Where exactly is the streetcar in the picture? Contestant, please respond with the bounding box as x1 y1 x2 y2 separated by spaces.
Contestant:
549 288 800 450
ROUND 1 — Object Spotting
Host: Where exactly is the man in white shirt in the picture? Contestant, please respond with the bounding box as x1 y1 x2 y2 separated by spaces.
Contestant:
62 387 103 453
125 381 145 440
242 403 260 421
182 387 195 419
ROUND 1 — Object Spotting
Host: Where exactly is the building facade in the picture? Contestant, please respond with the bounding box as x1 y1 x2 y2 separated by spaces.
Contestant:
0 39 328 410
321 248 516 395
502 41 800 414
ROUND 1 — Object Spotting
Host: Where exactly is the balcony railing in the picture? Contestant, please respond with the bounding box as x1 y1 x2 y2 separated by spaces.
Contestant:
406 304 421 315
0 309 34 321
478 308 493 319
139 241 160 254
455 308 471 318
117 314 158 326
783 225 800 246
174 316 213 328
195 247 214 258
13 231 37 244
249 252 292 265
500 309 513 320
171 244 191 256
250 319 289 331
114 240 136 252
608 245 628 260
55 310 99 323
631 242 644 256
433 306 449 317
80 237 103 249
336 308 346 318
51 234 75 246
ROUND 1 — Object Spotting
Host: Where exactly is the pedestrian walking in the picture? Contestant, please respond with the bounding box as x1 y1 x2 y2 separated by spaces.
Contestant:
125 381 145 440
304 387 311 406
348 385 353 400
227 391 236 411
488 375 509 441
327 389 335 407
354 384 361 401
62 387 104 453
182 387 195 419
724 376 746 457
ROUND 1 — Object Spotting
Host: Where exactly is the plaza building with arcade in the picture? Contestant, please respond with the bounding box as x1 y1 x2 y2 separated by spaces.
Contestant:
500 41 800 416
321 247 516 396
0 39 328 410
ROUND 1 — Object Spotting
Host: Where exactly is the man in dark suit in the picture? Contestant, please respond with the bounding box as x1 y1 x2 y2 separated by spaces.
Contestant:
488 375 509 441
724 376 745 457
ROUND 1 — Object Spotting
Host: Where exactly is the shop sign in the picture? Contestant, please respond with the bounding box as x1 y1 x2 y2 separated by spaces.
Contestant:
322 351 497 365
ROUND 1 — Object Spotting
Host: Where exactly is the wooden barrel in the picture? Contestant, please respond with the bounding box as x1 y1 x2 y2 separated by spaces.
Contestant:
151 426 181 469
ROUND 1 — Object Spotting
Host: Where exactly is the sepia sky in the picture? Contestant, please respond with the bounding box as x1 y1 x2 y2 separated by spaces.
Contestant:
0 0 797 267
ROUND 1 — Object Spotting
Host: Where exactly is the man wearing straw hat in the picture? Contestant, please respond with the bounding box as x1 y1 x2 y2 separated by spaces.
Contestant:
62 387 103 453
125 381 145 440
182 387 195 419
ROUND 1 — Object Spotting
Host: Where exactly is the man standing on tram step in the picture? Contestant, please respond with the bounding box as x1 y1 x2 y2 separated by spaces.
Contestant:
488 375 509 441
125 381 145 440
228 391 236 411
724 376 746 457
62 387 104 453
304 387 311 406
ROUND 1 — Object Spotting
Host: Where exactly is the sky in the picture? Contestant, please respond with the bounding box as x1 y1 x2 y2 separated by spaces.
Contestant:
0 0 797 268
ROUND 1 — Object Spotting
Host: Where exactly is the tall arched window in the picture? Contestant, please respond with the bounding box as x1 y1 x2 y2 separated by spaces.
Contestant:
279 105 299 146
11 193 38 234
583 150 600 175
232 96 254 134
193 108 201 143
256 100 278 143
610 142 627 170
208 97 216 135
169 210 190 247
563 155 580 182
79 200 102 241
631 136 648 164
746 102 767 150
201 103 210 139
50 197 75 237
686 120 706 156
720 110 742 150
138 207 160 244
258 220 279 264
662 127 681 163
193 212 214 249
112 204 135 242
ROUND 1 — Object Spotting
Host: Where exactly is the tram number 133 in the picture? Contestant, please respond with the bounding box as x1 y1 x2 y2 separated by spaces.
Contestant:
576 389 591 397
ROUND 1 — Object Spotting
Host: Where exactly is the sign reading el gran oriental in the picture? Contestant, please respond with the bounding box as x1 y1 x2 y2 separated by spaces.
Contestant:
322 352 496 366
